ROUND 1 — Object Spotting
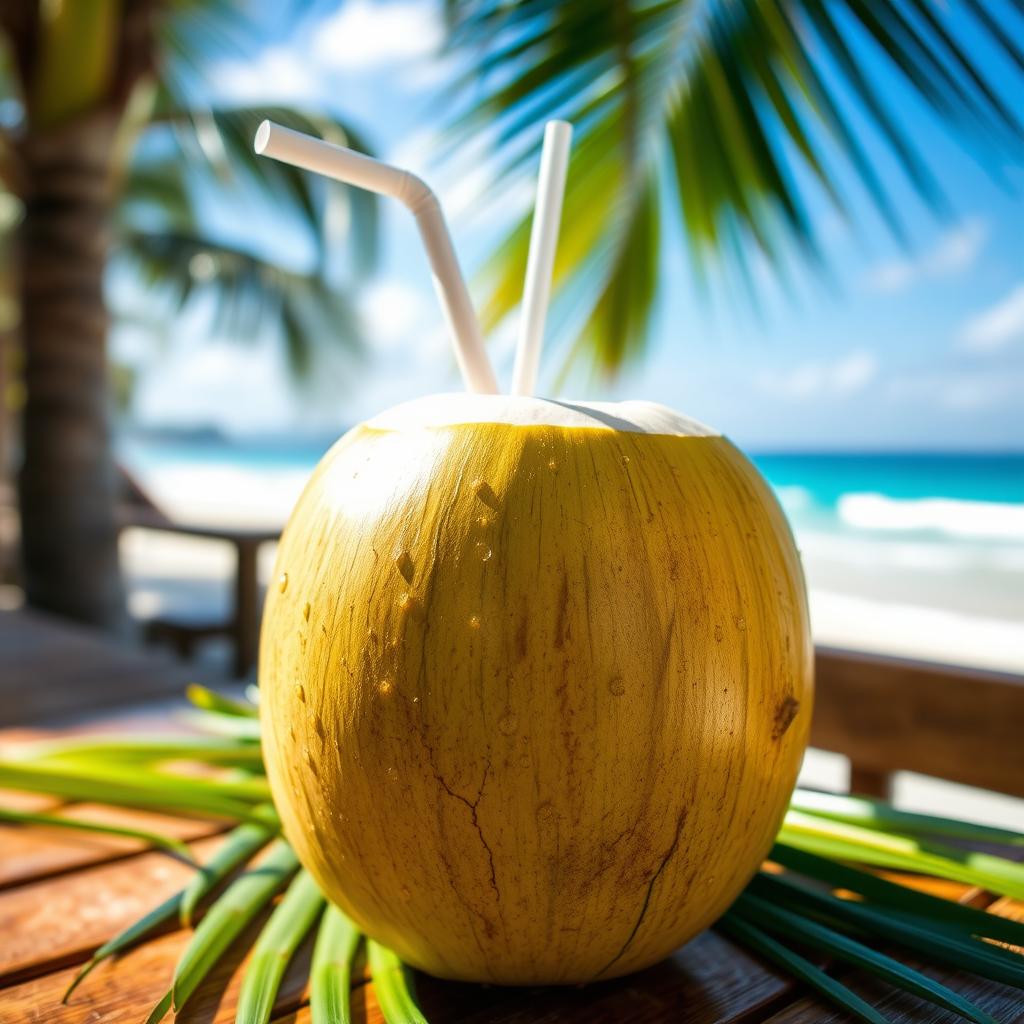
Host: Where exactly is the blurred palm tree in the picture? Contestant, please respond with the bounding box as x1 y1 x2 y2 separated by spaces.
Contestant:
0 1 375 628
445 0 1024 374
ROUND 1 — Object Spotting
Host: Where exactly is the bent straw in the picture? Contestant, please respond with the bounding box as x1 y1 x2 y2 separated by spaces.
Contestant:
511 120 573 397
254 120 499 395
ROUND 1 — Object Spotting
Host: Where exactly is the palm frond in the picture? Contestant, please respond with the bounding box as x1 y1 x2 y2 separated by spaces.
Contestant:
310 904 363 1024
446 0 1024 375
150 93 379 275
167 839 299 1017
235 869 325 1024
115 227 363 381
0 806 194 862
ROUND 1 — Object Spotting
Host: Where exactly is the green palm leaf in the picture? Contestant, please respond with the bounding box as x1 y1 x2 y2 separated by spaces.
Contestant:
117 227 363 381
717 912 891 1024
367 940 429 1024
166 839 300 1017
0 806 195 862
446 0 1024 374
733 892 997 1024
151 98 380 275
235 869 326 1024
310 905 363 1024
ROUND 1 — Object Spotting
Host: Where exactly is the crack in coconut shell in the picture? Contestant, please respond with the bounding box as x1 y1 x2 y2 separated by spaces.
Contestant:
593 805 690 980
419 727 503 944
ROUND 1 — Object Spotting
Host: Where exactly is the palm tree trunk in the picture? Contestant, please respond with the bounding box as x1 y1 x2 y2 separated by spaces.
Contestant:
17 113 125 629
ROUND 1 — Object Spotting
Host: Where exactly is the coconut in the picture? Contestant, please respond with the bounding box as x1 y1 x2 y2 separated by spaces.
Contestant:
260 393 812 985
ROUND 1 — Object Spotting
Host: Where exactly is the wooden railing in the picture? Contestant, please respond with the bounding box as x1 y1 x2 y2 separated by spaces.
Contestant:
812 646 1024 800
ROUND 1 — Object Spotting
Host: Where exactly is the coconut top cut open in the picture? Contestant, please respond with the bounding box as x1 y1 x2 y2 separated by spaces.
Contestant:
366 393 720 437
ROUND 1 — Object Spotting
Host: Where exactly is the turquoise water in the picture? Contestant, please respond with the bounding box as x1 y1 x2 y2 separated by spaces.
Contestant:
755 452 1024 506
121 437 1024 539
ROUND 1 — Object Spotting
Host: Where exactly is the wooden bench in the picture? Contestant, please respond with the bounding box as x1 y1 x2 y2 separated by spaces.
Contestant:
813 646 1024 800
120 509 280 680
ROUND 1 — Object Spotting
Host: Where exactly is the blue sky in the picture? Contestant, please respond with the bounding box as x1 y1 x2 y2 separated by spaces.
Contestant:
123 0 1024 450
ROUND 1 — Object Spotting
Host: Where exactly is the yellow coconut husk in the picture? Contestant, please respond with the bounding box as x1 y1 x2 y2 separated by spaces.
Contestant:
260 394 812 985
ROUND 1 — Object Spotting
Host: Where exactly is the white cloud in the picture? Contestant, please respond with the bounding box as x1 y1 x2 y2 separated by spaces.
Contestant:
863 218 988 293
312 0 442 71
360 280 431 351
136 342 295 432
211 45 320 102
884 367 1023 411
757 350 878 400
210 1 445 104
958 283 1024 353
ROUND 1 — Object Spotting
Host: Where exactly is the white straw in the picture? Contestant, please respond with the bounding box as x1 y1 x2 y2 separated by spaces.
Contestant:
254 120 499 395
510 120 573 397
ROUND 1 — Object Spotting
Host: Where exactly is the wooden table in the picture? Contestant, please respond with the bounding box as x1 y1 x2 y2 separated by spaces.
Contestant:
0 608 205 728
1 615 1022 1022
2 767 1021 1024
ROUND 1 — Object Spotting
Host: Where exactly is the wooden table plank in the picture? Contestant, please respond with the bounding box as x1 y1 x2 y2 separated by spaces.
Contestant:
756 964 1024 1023
1 918 314 1024
405 930 799 1024
0 609 202 728
0 805 227 891
751 874 1024 1022
812 647 1024 798
0 834 232 985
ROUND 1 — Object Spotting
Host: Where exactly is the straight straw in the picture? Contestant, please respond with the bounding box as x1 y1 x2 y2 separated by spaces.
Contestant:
511 120 573 397
254 120 499 395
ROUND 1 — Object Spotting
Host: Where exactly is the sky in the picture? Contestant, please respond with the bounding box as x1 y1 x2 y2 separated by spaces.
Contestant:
122 0 1024 451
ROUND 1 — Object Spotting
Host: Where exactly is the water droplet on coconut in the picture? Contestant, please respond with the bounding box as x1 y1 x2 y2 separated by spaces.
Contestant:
303 601 311 621
714 624 724 643
385 766 399 782
547 459 558 472
622 455 631 465
294 684 306 703
395 551 414 584
378 678 393 697
475 543 492 562
278 572 289 593
734 615 746 631
468 614 481 630
477 514 492 528
472 479 499 508
498 709 519 735
609 676 626 697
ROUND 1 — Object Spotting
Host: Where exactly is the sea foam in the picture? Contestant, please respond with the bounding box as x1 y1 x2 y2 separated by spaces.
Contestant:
838 492 1024 541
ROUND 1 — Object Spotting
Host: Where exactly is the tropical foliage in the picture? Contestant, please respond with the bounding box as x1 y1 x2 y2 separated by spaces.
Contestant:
0 1 377 625
0 684 1022 1024
0 5 376 382
444 0 1024 374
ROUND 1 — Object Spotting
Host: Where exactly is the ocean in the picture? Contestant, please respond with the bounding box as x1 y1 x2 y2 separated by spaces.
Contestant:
119 436 1024 671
